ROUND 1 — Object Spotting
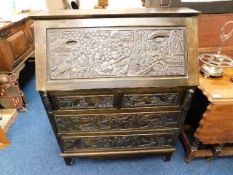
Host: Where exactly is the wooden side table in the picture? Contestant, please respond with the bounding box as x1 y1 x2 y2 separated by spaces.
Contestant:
181 68 233 162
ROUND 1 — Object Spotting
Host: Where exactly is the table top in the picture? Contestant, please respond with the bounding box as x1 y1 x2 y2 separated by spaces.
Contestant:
199 68 233 102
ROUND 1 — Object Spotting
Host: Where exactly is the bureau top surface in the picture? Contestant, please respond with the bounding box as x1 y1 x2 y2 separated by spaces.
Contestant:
31 8 199 20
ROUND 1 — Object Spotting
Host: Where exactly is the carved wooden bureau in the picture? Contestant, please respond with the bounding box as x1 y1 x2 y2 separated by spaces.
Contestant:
32 8 199 165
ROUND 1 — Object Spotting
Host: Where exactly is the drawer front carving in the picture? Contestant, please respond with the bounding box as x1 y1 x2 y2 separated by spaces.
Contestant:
123 93 181 107
61 134 175 151
47 27 186 80
55 112 181 132
56 95 113 109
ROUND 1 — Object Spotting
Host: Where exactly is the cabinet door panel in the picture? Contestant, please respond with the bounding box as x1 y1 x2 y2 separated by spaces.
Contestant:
6 28 30 60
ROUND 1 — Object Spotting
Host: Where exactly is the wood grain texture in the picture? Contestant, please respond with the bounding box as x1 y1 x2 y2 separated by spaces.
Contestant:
194 69 233 144
195 102 233 144
198 68 233 102
181 14 233 158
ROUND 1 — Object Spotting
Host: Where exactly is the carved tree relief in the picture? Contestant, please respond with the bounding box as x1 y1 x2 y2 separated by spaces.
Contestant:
47 27 186 79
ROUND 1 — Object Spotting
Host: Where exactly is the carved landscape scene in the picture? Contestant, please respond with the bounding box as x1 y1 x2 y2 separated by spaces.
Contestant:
47 27 186 79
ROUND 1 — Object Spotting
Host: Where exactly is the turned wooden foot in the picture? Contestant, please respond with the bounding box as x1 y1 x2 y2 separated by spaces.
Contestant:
162 153 172 162
64 157 75 165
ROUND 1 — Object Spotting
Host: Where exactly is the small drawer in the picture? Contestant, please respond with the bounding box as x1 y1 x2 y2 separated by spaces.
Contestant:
122 92 182 108
54 111 181 133
61 133 176 152
56 95 114 109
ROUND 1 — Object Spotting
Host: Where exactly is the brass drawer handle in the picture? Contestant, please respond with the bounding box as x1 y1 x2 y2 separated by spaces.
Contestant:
148 31 169 40
66 40 77 44
0 30 11 39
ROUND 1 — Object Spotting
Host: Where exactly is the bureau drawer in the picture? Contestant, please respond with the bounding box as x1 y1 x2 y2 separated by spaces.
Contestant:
60 133 176 152
122 92 182 108
55 94 114 109
54 111 181 133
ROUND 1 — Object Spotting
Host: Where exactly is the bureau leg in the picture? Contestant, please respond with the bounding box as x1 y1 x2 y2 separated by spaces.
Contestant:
162 153 172 162
64 157 75 166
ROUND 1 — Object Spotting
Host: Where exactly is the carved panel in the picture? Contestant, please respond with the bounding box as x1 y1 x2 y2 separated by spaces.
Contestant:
55 112 181 132
47 27 186 79
61 134 175 151
123 93 181 107
57 95 113 109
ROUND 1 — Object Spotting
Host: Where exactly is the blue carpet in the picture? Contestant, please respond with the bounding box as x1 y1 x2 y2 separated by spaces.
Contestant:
0 75 233 175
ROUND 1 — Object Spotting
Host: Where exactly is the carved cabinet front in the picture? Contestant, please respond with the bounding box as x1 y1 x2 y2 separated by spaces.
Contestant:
33 8 199 165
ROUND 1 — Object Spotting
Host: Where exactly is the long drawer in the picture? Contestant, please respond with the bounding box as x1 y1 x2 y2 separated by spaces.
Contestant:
60 133 176 152
54 111 181 133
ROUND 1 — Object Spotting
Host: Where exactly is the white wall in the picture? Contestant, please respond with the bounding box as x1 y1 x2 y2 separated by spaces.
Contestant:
79 0 141 9
0 0 142 18
0 0 47 17
13 0 47 10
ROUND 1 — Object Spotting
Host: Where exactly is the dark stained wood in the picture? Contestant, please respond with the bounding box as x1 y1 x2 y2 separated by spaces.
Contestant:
24 19 34 48
181 130 233 163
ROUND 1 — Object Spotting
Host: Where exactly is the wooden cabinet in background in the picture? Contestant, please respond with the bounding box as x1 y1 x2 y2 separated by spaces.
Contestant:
24 19 34 48
0 18 34 73
0 16 34 110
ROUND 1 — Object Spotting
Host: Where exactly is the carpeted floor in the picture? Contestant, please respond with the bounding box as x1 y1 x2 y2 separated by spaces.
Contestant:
0 72 233 175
